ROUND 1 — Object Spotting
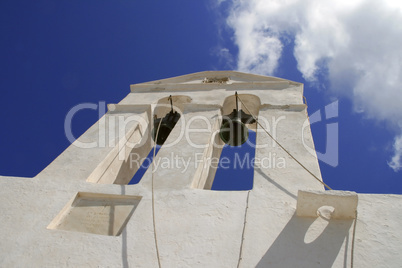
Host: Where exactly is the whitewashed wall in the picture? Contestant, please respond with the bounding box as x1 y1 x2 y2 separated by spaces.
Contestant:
1 71 401 267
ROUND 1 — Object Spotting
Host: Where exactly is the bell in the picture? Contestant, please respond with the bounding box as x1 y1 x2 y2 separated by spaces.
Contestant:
219 92 255 146
219 118 249 146
152 110 181 145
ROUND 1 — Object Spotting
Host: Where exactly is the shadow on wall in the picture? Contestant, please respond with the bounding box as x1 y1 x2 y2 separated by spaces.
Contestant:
254 166 297 201
257 214 353 268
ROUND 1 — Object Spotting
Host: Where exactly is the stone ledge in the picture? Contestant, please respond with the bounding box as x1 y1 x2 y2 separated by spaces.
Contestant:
296 190 358 219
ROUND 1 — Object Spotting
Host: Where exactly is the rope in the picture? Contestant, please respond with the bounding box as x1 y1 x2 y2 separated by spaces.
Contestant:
237 190 251 268
152 116 163 268
236 95 332 190
351 210 358 268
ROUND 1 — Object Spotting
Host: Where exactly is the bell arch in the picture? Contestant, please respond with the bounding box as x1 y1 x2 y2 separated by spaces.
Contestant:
192 93 261 190
86 95 191 185
128 95 192 184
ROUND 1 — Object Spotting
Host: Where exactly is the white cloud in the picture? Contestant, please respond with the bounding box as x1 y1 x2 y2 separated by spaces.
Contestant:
389 135 402 171
220 0 402 171
213 47 235 69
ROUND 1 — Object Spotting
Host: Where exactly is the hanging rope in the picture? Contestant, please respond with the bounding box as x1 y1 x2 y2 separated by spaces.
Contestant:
152 115 163 268
236 95 333 190
351 210 358 268
237 190 251 268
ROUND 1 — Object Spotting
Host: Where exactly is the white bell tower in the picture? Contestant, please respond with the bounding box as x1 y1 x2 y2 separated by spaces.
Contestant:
1 71 401 267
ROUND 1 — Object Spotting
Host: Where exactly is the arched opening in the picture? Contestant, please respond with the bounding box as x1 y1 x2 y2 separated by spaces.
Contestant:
86 96 191 185
192 93 260 190
127 95 191 184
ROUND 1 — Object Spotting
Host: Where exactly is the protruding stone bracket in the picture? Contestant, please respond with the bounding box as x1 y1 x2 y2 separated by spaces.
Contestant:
296 190 358 219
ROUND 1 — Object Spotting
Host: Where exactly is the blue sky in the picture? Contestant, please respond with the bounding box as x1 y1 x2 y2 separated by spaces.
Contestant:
0 0 401 193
